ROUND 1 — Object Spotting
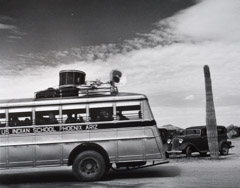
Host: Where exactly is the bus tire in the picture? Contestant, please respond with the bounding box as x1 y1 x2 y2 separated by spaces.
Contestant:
72 150 106 182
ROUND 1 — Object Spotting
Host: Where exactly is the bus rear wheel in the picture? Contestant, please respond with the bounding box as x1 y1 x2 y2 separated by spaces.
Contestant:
72 150 106 182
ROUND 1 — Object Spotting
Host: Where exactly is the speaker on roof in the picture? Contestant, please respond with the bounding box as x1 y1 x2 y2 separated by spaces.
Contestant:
110 70 122 83
110 69 127 87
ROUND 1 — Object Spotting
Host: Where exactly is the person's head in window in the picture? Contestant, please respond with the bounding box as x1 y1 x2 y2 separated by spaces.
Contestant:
117 111 128 120
11 116 19 122
48 113 58 124
10 116 19 126
99 109 112 121
49 113 55 119
65 113 76 123
138 111 142 119
78 115 84 122
23 118 31 125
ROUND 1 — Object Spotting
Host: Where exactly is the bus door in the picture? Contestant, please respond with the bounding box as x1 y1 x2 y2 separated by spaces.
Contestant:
7 108 34 167
35 106 61 166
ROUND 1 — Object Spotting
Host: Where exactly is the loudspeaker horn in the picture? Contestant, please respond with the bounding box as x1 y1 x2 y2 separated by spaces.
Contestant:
110 69 127 87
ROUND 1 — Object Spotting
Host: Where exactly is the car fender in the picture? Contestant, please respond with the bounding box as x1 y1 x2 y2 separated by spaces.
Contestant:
218 140 230 149
180 142 198 152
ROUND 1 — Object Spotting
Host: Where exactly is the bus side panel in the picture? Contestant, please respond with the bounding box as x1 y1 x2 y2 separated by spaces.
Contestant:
144 127 165 159
0 135 7 169
144 138 163 159
8 134 34 167
62 131 89 164
35 132 62 166
90 130 117 161
115 126 165 162
117 128 145 161
62 130 117 164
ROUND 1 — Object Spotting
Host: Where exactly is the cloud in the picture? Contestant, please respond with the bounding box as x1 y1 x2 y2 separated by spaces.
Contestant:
172 0 240 42
0 15 26 41
184 95 195 101
0 15 17 31
8 35 22 39
0 23 16 30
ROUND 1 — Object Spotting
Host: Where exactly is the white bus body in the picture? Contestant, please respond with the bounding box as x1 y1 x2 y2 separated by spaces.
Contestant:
0 92 167 181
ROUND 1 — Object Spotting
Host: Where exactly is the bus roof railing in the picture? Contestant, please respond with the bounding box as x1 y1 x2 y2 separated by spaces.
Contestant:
0 92 147 108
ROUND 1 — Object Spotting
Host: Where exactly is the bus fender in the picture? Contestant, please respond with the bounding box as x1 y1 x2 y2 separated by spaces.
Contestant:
68 143 110 167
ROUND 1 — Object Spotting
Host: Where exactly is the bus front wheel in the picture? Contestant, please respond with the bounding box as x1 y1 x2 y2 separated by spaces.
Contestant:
72 150 106 182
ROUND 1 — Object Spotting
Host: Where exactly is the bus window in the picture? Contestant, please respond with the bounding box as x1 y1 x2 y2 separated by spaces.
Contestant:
62 105 86 123
35 106 59 125
0 110 6 127
116 102 141 120
142 100 154 120
89 103 113 122
8 108 32 126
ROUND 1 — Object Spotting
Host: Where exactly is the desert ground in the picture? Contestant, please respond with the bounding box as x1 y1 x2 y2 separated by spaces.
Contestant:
0 137 240 188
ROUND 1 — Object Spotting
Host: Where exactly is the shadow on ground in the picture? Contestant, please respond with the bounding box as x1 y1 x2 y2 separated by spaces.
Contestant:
104 165 181 181
0 165 180 185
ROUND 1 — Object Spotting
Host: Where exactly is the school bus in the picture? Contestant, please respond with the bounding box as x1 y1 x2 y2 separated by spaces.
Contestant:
0 70 168 181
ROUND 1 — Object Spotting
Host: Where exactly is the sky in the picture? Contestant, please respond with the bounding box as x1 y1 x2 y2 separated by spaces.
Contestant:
0 0 240 128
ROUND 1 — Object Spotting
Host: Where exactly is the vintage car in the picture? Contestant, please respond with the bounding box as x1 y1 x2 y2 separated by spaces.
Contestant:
167 126 234 157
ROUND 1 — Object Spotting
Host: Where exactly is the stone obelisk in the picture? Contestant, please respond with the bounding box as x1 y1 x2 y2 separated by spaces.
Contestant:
204 65 219 159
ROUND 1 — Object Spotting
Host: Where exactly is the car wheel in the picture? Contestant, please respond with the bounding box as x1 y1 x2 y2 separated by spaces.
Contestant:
186 146 192 157
72 150 106 182
220 143 229 155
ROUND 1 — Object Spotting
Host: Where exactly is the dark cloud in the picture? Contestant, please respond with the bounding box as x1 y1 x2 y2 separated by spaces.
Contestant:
0 0 195 56
0 18 182 76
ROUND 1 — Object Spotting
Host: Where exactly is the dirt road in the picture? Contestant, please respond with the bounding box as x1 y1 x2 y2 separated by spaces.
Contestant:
1 138 240 188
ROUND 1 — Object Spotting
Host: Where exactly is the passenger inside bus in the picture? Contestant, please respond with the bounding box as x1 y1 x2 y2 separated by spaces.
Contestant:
138 110 142 119
90 108 113 122
65 113 77 123
23 118 31 126
47 113 58 124
0 121 4 127
36 115 45 125
99 109 113 121
9 116 20 126
117 111 129 120
78 115 84 123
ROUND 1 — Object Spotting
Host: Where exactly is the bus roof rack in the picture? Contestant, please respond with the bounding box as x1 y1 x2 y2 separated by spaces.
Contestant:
35 69 123 99
35 82 118 99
